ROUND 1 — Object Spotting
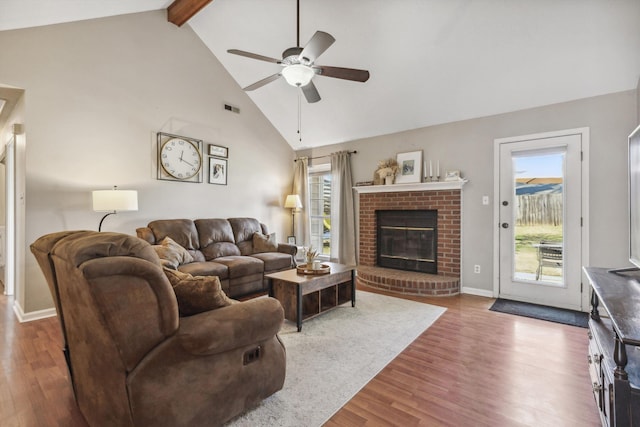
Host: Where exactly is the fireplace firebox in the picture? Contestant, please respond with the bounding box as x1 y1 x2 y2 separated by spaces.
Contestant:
376 210 437 274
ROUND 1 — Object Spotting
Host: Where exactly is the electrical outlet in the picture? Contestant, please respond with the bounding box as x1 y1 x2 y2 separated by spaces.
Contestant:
482 196 489 205
474 265 481 274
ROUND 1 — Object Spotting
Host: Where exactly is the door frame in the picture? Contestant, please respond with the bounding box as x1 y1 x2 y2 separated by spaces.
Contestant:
1 135 15 296
492 127 590 311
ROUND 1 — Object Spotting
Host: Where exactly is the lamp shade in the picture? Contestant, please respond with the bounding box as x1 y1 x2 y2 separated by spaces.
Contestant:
284 194 303 209
92 189 138 212
281 65 314 87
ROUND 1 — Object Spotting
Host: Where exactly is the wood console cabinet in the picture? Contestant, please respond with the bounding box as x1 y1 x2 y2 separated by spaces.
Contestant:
584 267 640 426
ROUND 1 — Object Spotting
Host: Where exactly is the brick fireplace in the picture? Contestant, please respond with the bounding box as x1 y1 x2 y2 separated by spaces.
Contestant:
354 182 465 296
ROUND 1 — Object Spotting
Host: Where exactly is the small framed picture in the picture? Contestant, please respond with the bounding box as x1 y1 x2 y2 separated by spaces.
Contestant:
395 150 423 184
209 157 227 185
208 144 228 158
287 236 296 245
445 170 462 181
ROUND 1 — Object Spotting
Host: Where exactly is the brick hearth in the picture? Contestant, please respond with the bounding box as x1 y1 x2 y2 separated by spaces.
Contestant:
357 266 460 296
355 183 464 296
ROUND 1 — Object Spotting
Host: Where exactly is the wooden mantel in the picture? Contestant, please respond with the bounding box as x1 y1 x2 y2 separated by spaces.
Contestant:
353 180 468 194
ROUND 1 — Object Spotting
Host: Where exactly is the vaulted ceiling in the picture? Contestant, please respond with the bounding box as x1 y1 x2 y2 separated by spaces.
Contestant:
1 0 639 149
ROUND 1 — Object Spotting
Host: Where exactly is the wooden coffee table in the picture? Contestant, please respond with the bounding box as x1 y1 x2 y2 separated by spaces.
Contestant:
266 262 356 332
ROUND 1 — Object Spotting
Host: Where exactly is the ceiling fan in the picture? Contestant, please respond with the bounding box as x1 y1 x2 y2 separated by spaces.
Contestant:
227 0 370 103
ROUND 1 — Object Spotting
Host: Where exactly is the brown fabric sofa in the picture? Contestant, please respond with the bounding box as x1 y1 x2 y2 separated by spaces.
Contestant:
30 231 286 427
136 217 296 298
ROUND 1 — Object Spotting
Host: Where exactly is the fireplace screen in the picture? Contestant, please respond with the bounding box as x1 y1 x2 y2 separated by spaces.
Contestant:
376 210 437 274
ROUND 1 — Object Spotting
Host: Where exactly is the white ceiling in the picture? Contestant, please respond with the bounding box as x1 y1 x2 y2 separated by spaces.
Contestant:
1 0 639 150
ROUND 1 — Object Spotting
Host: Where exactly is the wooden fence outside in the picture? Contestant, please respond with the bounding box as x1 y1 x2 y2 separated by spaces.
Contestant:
516 194 563 226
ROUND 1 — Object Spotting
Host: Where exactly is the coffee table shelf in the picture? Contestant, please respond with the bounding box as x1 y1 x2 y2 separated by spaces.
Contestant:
266 262 356 331
317 282 352 314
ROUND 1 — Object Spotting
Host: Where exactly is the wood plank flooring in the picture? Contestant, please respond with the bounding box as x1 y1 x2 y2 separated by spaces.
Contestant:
327 287 600 427
0 286 600 426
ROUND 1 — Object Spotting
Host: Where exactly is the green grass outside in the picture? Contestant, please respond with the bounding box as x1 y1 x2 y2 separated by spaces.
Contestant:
514 224 563 276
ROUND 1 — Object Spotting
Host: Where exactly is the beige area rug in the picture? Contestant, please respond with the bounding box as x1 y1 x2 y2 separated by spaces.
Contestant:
226 291 446 427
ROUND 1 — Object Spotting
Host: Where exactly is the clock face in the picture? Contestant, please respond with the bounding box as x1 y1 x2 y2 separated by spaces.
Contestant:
160 137 202 179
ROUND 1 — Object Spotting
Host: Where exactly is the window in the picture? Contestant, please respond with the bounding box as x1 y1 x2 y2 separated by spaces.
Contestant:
308 164 331 258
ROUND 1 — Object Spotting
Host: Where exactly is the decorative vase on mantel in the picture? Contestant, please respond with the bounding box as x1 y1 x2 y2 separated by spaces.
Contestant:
375 158 399 186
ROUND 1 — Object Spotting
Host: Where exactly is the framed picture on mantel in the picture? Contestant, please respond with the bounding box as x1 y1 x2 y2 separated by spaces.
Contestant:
395 150 423 184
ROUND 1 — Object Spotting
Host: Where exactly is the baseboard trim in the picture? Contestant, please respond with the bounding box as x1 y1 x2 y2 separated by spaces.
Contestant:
461 286 494 298
13 301 57 323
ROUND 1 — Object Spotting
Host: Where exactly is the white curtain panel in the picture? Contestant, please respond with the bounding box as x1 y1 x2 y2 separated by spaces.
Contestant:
292 157 311 247
330 151 356 265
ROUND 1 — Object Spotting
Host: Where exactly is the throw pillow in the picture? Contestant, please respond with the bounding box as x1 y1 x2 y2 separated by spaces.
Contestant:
152 236 194 269
253 232 278 254
163 268 233 316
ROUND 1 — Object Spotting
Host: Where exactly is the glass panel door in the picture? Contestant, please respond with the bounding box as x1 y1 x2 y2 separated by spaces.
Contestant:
512 151 564 285
498 133 582 310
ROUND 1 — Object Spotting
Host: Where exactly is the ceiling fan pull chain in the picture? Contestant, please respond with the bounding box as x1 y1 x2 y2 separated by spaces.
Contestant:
298 92 302 142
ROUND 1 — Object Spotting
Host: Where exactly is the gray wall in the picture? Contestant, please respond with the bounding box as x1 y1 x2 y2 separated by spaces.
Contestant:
298 90 638 293
0 11 294 314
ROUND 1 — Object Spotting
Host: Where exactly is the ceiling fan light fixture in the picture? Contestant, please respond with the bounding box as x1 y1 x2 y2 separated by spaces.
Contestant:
282 64 314 87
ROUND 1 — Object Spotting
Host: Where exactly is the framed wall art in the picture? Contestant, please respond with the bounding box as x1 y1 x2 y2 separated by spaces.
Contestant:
209 157 227 185
395 150 423 184
208 144 228 158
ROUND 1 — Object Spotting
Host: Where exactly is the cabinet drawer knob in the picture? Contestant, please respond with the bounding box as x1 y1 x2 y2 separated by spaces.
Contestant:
593 382 602 392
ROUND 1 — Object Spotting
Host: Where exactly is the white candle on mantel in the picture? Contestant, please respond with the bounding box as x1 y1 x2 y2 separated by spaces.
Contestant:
437 161 440 177
429 161 433 177
424 161 427 177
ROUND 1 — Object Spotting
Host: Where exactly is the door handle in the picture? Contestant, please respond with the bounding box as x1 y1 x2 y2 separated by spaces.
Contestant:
501 223 509 229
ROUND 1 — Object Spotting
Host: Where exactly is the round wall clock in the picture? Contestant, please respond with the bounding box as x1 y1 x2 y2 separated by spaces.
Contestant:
157 133 203 183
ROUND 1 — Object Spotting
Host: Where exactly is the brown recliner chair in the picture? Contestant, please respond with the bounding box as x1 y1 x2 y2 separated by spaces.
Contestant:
30 231 286 427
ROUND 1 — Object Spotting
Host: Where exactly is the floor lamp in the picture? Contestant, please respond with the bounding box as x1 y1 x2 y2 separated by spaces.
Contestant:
92 186 138 231
284 194 303 241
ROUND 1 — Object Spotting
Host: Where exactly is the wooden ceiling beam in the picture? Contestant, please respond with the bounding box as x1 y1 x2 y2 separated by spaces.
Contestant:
167 0 214 27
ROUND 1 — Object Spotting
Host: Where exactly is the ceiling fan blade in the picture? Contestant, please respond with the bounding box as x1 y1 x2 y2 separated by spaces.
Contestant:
243 73 282 91
313 65 370 82
227 49 281 64
299 31 335 64
301 81 321 103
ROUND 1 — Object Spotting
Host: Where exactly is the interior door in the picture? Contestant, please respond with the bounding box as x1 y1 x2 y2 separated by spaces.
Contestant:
498 133 582 310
